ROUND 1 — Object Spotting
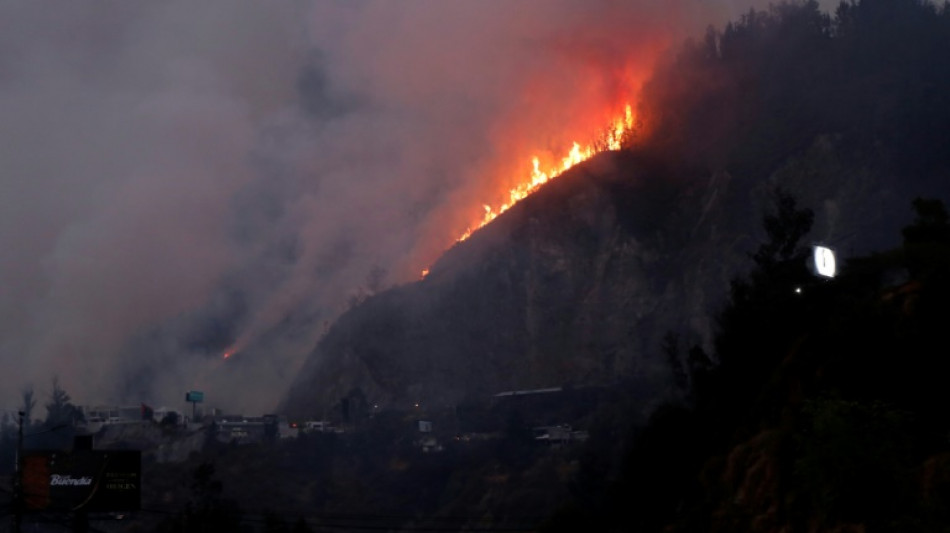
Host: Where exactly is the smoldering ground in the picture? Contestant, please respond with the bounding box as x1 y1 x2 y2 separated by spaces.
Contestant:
0 1 837 414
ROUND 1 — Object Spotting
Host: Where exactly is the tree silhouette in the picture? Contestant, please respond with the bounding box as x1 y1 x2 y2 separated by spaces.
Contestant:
752 188 815 271
902 197 950 245
20 386 36 427
706 189 814 431
44 376 83 428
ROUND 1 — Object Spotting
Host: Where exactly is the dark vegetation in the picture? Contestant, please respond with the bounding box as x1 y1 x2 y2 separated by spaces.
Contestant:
641 0 950 182
542 192 950 532
0 377 85 469
637 0 950 257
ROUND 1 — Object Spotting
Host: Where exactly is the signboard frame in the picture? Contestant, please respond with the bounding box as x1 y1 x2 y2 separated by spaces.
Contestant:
22 449 141 513
185 391 204 403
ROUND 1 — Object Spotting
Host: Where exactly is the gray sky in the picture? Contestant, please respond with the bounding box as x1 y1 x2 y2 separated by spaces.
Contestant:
0 1 838 415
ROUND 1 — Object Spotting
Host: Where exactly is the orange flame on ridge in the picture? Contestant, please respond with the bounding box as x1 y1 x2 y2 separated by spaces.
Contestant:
452 104 636 244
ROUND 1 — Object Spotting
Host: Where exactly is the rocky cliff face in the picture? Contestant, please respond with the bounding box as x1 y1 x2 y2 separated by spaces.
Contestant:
281 151 752 417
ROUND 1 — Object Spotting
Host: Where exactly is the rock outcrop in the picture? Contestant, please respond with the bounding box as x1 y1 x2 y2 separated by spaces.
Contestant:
282 151 746 417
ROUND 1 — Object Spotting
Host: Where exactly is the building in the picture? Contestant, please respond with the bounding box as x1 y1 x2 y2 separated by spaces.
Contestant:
213 414 298 444
79 405 152 432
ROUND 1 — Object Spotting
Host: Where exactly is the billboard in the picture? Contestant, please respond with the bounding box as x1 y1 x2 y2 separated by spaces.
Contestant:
185 390 204 403
22 450 141 512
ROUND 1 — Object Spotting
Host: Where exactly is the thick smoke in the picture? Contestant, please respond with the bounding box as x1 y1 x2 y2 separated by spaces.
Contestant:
0 1 836 414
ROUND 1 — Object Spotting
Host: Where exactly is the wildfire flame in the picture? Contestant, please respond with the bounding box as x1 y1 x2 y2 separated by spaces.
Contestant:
456 104 634 243
421 104 636 278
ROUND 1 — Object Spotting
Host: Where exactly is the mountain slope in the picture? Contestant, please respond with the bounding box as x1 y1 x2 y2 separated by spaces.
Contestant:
281 143 933 419
281 151 729 416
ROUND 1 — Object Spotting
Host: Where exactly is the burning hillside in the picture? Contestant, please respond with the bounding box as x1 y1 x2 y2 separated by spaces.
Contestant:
413 102 640 279
454 104 638 244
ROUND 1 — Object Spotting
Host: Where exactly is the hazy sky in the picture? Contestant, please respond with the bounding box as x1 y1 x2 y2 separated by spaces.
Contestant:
0 1 838 415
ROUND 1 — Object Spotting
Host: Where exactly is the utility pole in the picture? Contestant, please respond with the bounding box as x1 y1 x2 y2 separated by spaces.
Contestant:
14 410 23 533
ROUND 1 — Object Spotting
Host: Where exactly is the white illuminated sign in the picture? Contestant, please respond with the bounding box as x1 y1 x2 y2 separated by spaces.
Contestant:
812 246 836 278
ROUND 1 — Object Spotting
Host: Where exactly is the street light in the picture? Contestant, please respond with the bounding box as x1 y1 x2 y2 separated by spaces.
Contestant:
14 411 23 533
811 245 837 278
